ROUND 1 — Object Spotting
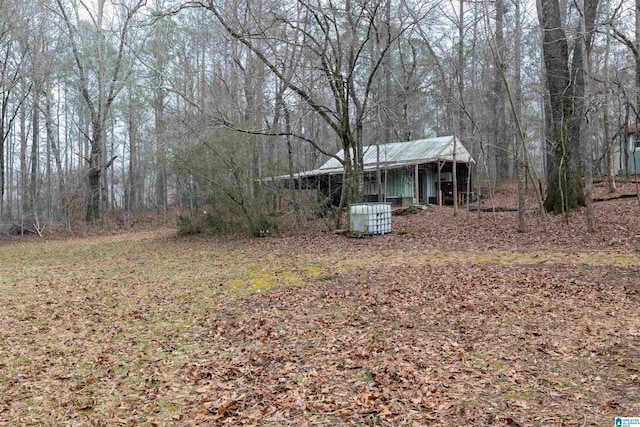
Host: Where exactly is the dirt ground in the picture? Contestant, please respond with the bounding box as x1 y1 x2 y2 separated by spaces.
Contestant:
0 180 639 426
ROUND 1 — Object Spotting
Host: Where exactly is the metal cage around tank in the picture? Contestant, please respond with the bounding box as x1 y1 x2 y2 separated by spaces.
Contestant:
349 203 392 237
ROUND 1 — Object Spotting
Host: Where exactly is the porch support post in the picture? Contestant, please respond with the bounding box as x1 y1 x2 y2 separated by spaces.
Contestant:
437 161 442 206
414 164 419 204
384 169 388 203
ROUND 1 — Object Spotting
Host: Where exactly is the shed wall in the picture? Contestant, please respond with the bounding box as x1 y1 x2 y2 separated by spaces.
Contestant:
386 168 414 198
626 135 640 174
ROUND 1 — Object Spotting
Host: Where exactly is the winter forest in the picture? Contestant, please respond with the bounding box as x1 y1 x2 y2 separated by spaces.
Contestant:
0 0 637 231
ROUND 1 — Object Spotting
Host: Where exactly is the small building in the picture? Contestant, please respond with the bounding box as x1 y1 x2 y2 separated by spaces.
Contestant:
278 136 475 208
619 125 640 175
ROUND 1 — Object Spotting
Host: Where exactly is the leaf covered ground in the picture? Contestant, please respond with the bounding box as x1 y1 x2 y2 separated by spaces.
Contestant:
1 184 639 426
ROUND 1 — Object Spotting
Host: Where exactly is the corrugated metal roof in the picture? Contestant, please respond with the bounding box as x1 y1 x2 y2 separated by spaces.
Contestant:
264 136 474 180
319 136 473 171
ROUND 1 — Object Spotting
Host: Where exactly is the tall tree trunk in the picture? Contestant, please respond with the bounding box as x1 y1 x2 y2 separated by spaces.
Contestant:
567 14 588 207
154 86 167 212
0 38 26 218
0 80 8 217
585 133 596 232
493 0 508 182
454 0 465 216
515 0 527 232
541 0 598 213
44 85 67 226
636 0 640 123
243 49 260 199
19 102 27 226
86 121 103 223
128 88 137 212
0 102 5 217
6 126 12 217
45 104 52 220
540 0 572 213
572 0 598 203
109 119 116 210
284 104 301 220
30 88 39 214
377 0 392 202
604 1 617 193
341 129 363 208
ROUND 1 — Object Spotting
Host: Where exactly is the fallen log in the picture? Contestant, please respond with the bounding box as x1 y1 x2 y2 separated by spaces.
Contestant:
593 193 638 202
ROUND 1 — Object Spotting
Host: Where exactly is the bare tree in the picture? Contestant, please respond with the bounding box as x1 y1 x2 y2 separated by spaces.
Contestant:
181 0 421 206
150 12 170 212
514 0 527 232
492 0 508 182
603 0 617 193
54 0 145 222
0 0 30 218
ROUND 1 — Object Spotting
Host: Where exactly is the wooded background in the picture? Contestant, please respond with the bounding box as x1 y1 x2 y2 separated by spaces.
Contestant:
0 0 635 230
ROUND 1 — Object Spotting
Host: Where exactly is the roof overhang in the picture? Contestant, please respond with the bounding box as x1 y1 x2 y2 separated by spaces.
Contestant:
264 157 472 182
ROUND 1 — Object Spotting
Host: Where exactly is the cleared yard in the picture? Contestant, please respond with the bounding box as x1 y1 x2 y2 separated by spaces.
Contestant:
1 194 639 426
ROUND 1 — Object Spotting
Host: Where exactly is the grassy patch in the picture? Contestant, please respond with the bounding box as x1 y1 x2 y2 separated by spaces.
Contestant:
227 262 306 297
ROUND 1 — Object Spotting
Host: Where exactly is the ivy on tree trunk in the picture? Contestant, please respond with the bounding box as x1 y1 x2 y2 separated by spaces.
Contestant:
540 0 598 214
